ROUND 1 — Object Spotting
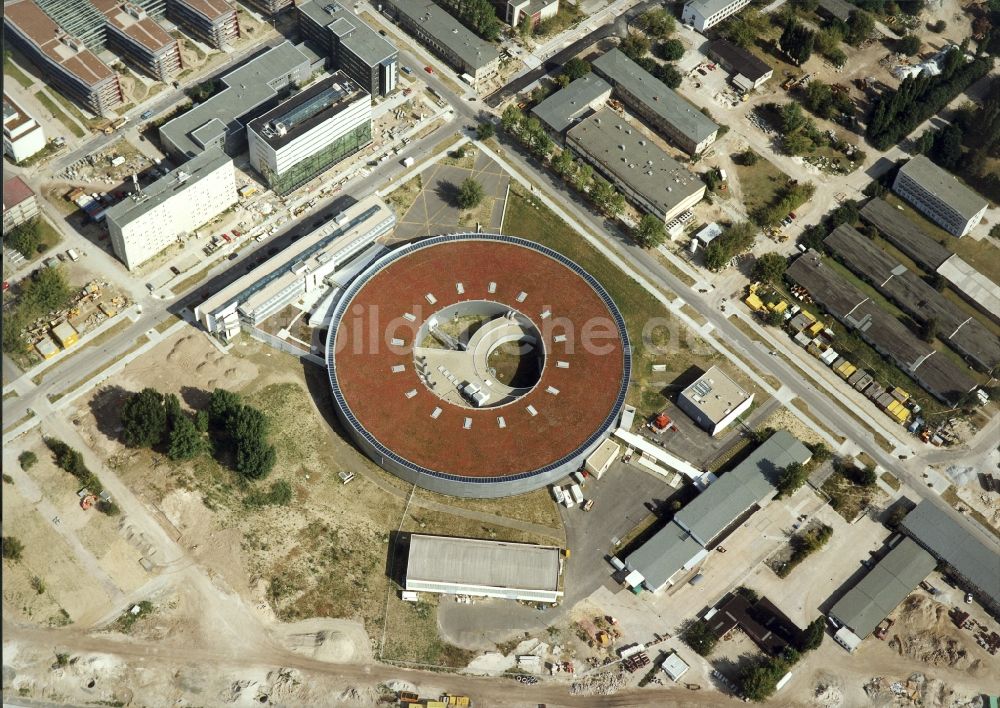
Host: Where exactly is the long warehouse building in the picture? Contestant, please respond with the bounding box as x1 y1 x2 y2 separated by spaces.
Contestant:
404 534 563 603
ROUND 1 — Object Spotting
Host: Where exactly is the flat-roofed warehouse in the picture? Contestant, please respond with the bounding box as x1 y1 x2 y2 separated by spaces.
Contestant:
566 109 706 224
892 155 988 237
829 537 936 651
901 501 1000 615
531 74 612 135
787 250 977 405
592 49 719 155
936 256 1000 326
706 39 773 91
677 365 754 436
404 534 563 603
859 197 952 271
823 224 1000 372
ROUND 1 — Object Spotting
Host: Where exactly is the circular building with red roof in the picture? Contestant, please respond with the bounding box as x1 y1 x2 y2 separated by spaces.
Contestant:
326 234 630 498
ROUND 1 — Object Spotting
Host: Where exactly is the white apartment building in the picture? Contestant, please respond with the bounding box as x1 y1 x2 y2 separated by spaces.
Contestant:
682 0 752 31
106 148 237 270
892 155 988 237
247 72 372 196
3 94 46 163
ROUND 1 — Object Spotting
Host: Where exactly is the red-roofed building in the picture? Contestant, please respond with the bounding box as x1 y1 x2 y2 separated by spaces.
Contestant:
3 94 46 163
3 176 40 231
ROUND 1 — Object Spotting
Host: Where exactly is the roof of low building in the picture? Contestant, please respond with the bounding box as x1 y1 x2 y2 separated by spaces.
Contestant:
406 534 561 591
105 148 232 228
901 501 1000 609
679 365 751 424
91 0 176 52
170 0 235 21
685 0 742 18
859 197 952 271
707 40 772 81
829 537 936 638
816 0 854 21
675 431 811 545
592 49 719 146
298 0 397 66
386 0 499 70
531 74 611 134
896 155 988 222
936 255 1000 323
3 175 36 210
624 521 703 590
566 108 705 218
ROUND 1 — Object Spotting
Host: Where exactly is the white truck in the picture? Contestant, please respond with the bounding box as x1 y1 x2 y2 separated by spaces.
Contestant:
568 484 584 505
401 156 415 167
551 485 565 505
562 488 575 509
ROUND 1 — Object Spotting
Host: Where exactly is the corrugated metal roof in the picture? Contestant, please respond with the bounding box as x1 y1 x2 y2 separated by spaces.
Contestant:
531 74 611 134
406 534 560 591
624 521 703 590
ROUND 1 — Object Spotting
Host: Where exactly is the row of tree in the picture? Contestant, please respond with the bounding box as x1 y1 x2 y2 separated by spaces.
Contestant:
751 179 816 229
121 387 276 480
500 106 627 219
619 32 683 88
703 222 757 271
867 45 993 150
43 437 119 515
442 0 502 41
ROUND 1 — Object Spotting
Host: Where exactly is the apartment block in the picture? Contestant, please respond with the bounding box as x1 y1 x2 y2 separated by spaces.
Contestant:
166 0 239 49
93 0 182 82
4 0 124 116
505 0 559 28
3 176 40 231
892 155 988 237
247 73 372 195
682 0 751 31
298 0 398 98
106 148 237 269
3 94 46 163
239 0 293 16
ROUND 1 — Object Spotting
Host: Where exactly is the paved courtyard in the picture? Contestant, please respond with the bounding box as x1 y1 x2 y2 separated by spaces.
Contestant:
394 150 509 239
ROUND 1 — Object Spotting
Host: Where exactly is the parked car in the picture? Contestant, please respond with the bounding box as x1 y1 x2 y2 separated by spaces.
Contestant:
140 109 154 120
227 253 238 260
424 65 434 74
965 593 973 604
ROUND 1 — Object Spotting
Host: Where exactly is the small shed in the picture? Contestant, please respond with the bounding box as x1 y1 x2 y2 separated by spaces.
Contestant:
52 321 79 348
35 337 59 359
661 651 689 682
585 439 620 479
694 222 722 246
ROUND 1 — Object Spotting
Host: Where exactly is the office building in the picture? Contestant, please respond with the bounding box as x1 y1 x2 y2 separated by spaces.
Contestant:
901 501 1000 615
3 0 124 116
706 39 773 92
195 195 394 338
681 0 752 31
404 534 563 603
381 0 500 87
31 0 167 50
677 365 754 436
530 73 612 135
93 0 182 82
159 41 313 159
239 0 293 15
3 176 40 231
247 73 372 195
298 0 398 97
892 155 988 237
505 0 559 28
106 148 237 269
3 94 46 163
829 537 936 651
592 49 719 154
166 0 239 49
566 109 706 224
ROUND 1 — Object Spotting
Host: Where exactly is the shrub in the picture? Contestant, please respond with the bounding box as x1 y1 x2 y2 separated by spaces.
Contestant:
457 178 485 209
18 450 37 470
681 619 718 656
2 536 24 561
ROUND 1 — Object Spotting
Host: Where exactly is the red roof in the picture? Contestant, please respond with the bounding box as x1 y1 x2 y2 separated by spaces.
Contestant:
3 176 36 210
332 238 628 479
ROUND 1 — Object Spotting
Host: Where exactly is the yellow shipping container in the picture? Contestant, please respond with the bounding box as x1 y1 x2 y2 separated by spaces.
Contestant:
52 321 79 348
745 293 765 312
35 337 59 359
806 322 823 337
891 387 910 403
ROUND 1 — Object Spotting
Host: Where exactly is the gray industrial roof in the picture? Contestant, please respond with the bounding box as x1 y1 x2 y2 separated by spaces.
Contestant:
160 41 311 157
897 155 988 222
531 74 611 134
567 109 704 219
680 365 752 424
901 501 1000 609
624 521 703 590
387 0 499 70
592 49 718 146
406 534 560 591
817 0 854 21
298 0 397 65
830 537 936 638
860 197 951 270
675 431 811 546
824 224 1000 371
707 40 772 81
937 256 1000 323
685 0 741 17
105 148 232 229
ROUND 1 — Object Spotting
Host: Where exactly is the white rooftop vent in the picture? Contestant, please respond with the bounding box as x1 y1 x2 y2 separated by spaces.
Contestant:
526 404 538 416
431 407 442 419
405 389 417 398
425 293 437 304
488 281 497 293
463 417 472 429
497 416 506 428
391 364 405 373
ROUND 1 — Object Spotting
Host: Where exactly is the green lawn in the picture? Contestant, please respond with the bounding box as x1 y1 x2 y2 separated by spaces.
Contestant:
33 91 85 138
3 58 33 89
35 216 62 254
732 153 789 221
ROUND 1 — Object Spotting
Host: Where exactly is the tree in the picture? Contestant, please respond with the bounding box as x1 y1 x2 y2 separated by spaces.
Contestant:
920 316 938 342
2 536 24 562
552 148 576 177
656 38 685 61
21 267 70 314
807 442 831 463
655 63 683 89
449 0 501 41
208 388 241 430
561 57 591 81
853 465 878 486
620 33 650 61
931 124 963 168
739 148 759 165
235 438 276 480
589 178 617 215
783 132 813 155
5 219 43 257
779 101 808 135
898 34 922 55
793 0 819 11
633 214 666 248
195 409 210 433
635 8 675 38
572 163 593 191
500 104 524 133
752 252 788 283
704 222 757 270
775 462 809 497
476 121 494 141
780 21 815 65
765 310 784 326
18 451 37 470
682 619 718 656
168 415 206 461
456 178 485 209
121 388 168 448
846 10 876 45
798 617 826 652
